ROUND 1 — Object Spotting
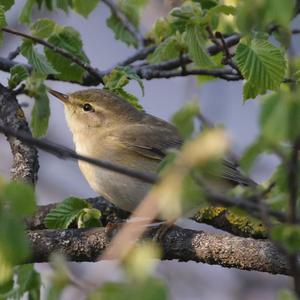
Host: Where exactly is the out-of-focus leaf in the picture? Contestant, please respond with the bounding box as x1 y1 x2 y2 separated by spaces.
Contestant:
18 0 35 24
4 182 36 216
172 101 199 139
73 0 99 17
16 265 41 299
272 224 300 253
1 0 14 11
30 18 57 38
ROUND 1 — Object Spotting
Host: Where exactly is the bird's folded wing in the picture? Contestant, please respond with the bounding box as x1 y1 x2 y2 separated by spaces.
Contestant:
112 123 182 161
113 121 256 187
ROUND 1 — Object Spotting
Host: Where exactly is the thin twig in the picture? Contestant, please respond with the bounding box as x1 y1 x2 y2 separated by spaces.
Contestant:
136 68 242 81
0 125 157 184
2 27 103 84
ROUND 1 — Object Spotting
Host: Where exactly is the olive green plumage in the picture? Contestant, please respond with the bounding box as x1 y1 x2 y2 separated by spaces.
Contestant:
49 88 256 212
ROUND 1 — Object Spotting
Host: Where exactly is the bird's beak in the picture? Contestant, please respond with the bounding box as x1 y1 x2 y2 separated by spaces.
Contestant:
49 89 69 103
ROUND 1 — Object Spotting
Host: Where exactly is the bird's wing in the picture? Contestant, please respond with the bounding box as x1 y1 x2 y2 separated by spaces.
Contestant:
113 114 256 186
220 160 257 187
112 117 182 161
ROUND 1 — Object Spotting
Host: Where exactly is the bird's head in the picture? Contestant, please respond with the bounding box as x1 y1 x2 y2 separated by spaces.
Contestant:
49 88 142 133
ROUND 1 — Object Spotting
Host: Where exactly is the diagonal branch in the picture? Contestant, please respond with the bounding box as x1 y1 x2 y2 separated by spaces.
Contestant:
2 27 103 84
0 84 39 184
26 224 289 275
0 125 291 224
0 124 157 184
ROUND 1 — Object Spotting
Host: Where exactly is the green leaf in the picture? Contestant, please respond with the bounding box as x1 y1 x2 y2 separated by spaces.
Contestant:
185 25 215 68
77 208 102 228
1 0 14 11
272 224 300 253
118 66 144 96
44 197 90 229
106 13 137 48
8 64 29 89
4 182 36 216
148 37 181 64
0 213 29 280
16 265 41 299
89 277 168 300
103 67 144 110
115 89 144 112
21 40 58 75
278 289 298 300
30 18 57 38
260 93 288 143
73 0 99 17
202 5 236 24
240 138 266 172
0 6 7 28
243 80 266 102
172 101 199 139
30 91 50 137
235 39 286 92
45 26 88 82
18 0 35 24
236 0 295 33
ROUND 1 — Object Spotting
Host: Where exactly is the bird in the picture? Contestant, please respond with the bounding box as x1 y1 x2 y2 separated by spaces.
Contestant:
49 88 256 214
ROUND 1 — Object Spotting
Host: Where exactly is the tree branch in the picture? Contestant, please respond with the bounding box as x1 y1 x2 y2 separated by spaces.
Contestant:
25 197 267 238
26 225 289 275
2 27 103 84
0 125 292 228
136 68 242 81
0 84 39 184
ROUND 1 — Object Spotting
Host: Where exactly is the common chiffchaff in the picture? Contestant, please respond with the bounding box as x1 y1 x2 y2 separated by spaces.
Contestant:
49 89 255 212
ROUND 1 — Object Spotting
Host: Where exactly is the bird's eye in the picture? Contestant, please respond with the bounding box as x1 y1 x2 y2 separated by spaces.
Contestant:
82 103 94 112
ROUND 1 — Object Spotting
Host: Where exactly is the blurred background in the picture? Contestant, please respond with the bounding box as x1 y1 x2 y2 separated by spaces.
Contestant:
0 0 298 299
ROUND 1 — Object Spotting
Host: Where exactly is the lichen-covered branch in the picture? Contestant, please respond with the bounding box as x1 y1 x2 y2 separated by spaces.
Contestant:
26 224 289 275
26 197 267 239
0 84 39 184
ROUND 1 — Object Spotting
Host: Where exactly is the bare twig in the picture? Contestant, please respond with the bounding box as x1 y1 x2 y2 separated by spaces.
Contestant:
136 68 242 81
2 27 103 84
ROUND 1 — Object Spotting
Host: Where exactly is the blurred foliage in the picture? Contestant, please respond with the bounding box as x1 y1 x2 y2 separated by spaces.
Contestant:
1 0 300 298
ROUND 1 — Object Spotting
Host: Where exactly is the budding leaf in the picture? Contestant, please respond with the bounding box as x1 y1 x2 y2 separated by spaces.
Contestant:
44 197 90 229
